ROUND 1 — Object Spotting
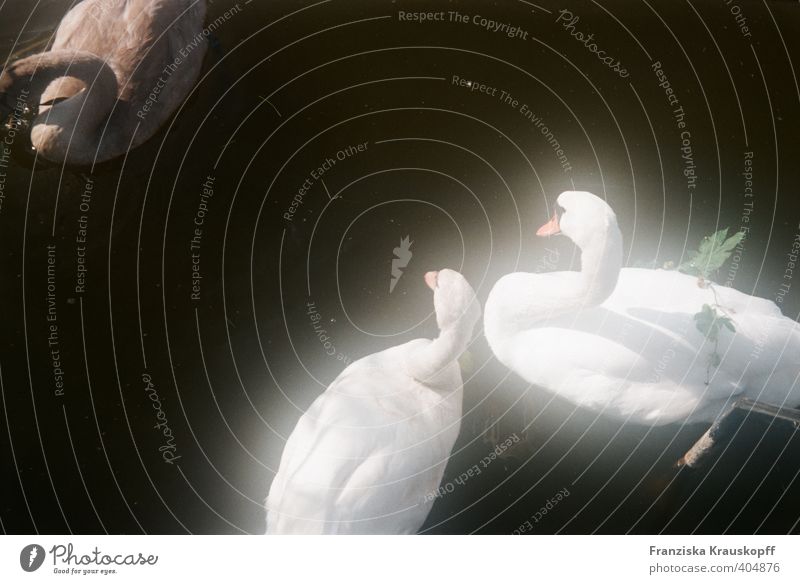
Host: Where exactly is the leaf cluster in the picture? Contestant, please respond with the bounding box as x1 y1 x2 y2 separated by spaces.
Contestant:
678 228 745 280
693 304 736 367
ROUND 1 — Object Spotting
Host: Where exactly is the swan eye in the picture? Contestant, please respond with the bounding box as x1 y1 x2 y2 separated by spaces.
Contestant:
555 202 566 217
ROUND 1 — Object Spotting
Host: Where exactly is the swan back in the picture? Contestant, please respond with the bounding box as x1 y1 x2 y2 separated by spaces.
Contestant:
52 0 208 130
0 0 208 164
266 269 479 533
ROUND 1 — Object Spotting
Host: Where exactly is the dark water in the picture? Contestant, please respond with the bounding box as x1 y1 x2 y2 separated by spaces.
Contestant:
1 0 799 534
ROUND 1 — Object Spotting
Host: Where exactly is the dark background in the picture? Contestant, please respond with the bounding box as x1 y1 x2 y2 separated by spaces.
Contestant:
1 0 799 534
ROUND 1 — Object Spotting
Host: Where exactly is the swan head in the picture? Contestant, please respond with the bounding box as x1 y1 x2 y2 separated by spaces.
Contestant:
425 269 481 333
536 190 619 250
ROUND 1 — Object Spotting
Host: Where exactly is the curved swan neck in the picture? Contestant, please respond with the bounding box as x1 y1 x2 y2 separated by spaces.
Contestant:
485 219 623 352
518 223 623 320
407 321 472 387
573 224 623 307
12 50 119 164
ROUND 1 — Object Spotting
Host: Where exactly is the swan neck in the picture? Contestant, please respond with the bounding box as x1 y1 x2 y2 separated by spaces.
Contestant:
408 324 470 387
574 225 623 306
484 215 623 359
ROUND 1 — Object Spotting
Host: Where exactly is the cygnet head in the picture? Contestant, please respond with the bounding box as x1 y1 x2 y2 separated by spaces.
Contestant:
536 190 619 250
424 268 481 333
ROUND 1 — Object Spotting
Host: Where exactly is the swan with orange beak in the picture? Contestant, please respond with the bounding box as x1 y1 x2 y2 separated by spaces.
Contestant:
484 190 800 466
266 269 481 533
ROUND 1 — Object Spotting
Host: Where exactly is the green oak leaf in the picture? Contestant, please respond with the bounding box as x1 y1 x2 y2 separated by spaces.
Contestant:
693 303 720 341
721 316 736 333
679 228 745 280
693 304 736 372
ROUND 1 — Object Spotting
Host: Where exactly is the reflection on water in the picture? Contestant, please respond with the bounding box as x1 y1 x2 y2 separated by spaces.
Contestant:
0 0 799 534
0 0 65 61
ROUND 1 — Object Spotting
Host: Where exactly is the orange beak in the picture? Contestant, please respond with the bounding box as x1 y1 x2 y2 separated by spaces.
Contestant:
536 211 561 236
424 271 438 290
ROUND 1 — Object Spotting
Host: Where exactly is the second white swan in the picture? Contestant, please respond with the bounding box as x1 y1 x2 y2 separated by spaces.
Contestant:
266 269 481 534
484 191 800 427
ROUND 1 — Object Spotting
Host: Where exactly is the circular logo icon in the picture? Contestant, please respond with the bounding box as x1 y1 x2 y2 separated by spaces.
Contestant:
19 544 45 572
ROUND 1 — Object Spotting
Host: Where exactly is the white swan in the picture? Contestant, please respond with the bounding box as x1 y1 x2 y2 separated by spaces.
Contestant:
266 269 481 534
0 0 206 165
484 191 800 429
